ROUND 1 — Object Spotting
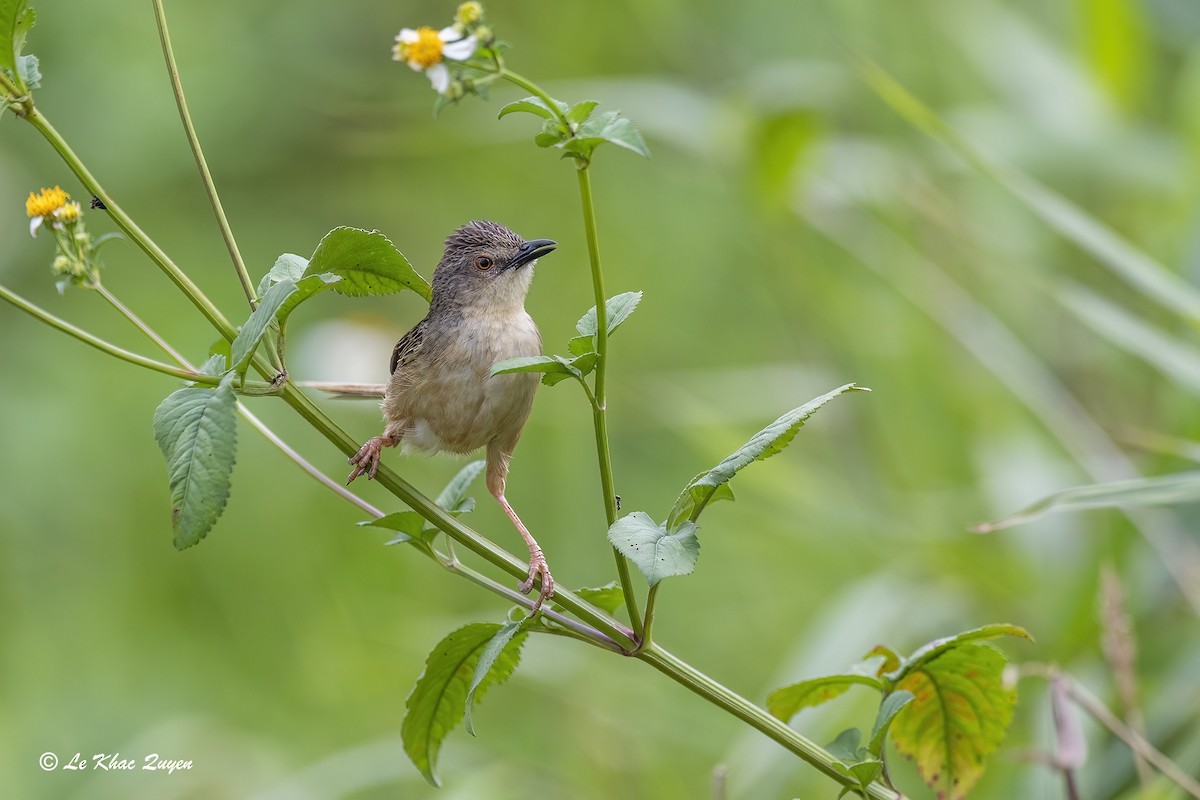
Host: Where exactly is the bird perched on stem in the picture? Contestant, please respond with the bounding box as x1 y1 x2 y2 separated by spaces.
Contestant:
347 220 557 609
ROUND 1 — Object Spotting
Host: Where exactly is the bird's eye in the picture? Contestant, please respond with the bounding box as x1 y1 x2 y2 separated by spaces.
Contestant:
474 255 494 271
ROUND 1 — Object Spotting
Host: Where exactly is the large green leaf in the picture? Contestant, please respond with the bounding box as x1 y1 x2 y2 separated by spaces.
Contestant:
402 623 526 786
972 472 1200 533
304 227 431 300
889 643 1018 800
607 512 699 586
666 383 868 531
891 623 1032 681
490 355 569 377
152 373 238 549
575 291 643 337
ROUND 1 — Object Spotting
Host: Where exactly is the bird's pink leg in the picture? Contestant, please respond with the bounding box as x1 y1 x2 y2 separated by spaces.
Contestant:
494 492 555 611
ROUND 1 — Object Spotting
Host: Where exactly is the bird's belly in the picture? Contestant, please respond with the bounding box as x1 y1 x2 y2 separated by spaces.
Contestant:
399 312 540 455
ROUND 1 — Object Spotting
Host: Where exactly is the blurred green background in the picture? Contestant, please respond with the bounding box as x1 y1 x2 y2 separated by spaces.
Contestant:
3 0 1200 797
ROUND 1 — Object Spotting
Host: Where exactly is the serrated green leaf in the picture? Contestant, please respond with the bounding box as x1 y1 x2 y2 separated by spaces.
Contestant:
576 291 643 336
567 100 598 125
436 460 485 513
497 95 568 120
972 472 1200 534
490 355 566 377
152 372 238 549
868 690 914 755
567 334 594 356
275 272 341 329
667 383 868 531
892 623 1032 682
229 278 296 374
534 121 568 148
464 619 528 735
257 252 308 298
305 227 430 301
767 673 884 722
541 371 575 387
607 511 699 586
402 623 526 786
890 643 1018 800
569 351 598 376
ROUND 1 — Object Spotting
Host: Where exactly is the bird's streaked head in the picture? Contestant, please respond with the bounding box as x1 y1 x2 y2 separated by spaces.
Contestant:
431 220 556 312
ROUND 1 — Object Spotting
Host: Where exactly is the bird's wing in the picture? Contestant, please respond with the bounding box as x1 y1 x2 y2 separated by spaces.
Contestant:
389 318 428 375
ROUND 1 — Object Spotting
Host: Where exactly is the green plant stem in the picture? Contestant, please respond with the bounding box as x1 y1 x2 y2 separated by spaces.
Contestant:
23 107 239 342
575 166 644 639
0 281 240 387
151 0 255 311
638 643 906 800
641 583 660 645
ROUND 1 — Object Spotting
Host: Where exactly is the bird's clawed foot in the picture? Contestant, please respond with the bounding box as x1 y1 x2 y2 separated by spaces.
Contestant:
347 436 387 483
518 547 555 613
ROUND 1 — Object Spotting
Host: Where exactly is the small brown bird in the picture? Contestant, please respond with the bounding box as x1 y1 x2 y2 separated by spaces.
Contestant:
347 220 557 608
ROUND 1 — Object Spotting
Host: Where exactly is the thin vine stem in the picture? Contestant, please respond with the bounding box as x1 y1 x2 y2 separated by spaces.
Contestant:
151 0 256 311
0 281 240 387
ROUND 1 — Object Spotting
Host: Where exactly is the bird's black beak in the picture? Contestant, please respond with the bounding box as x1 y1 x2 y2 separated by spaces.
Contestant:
509 238 557 269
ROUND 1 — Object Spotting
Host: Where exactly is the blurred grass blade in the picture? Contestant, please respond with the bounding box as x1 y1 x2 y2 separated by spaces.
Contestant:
853 54 1200 326
1058 281 1200 395
973 472 1200 533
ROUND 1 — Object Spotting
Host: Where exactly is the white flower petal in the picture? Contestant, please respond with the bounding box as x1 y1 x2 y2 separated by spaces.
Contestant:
396 28 419 44
437 26 459 41
426 63 450 94
441 34 477 62
407 60 423 73
29 216 43 237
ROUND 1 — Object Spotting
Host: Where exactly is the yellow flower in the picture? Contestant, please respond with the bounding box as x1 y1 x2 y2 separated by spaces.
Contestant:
392 26 477 95
455 2 483 26
26 185 71 237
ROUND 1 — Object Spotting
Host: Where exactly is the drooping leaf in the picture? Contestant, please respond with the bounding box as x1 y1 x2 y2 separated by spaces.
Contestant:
767 673 884 722
305 227 430 301
464 619 528 735
890 643 1018 800
868 690 915 755
971 472 1200 533
607 512 699 586
576 291 643 337
229 278 296 374
152 372 238 549
402 623 526 786
256 252 308 298
667 383 868 531
436 460 486 513
497 95 568 121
